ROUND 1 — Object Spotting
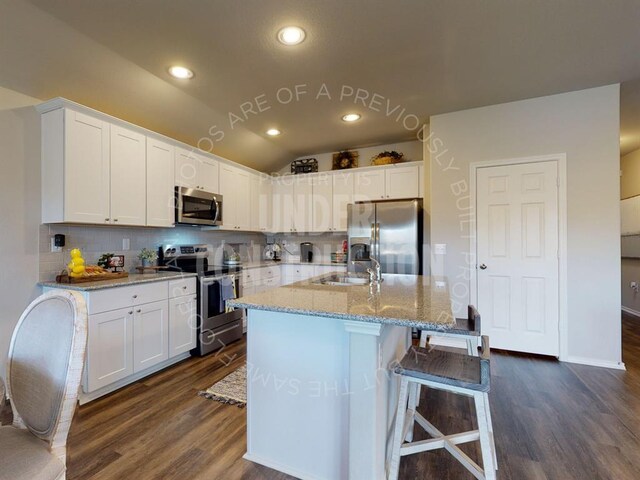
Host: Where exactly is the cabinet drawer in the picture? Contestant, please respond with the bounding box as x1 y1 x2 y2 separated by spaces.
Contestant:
88 281 168 314
168 277 197 298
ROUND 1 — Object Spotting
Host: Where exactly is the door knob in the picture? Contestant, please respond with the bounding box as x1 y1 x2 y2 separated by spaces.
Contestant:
479 264 488 270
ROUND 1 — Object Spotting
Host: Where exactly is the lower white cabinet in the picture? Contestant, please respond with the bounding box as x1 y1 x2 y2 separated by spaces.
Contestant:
133 300 169 373
169 294 197 355
87 306 134 392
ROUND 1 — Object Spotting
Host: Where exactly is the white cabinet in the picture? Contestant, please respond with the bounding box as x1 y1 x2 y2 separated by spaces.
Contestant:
146 138 175 227
311 174 333 233
282 264 315 284
133 300 169 373
251 174 272 232
385 165 420 200
293 176 313 233
220 163 251 230
332 172 354 231
271 178 294 233
419 164 425 198
354 169 386 201
175 147 219 193
42 108 111 224
169 294 197 356
110 125 147 226
87 307 134 392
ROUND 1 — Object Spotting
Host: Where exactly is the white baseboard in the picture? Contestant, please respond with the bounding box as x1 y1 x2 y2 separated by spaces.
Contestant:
243 453 324 480
621 306 640 318
563 356 626 371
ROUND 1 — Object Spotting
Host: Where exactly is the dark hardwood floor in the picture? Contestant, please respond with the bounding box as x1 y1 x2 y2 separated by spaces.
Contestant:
3 315 640 479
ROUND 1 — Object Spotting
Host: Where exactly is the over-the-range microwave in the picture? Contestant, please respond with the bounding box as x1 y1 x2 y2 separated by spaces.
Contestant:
175 186 223 226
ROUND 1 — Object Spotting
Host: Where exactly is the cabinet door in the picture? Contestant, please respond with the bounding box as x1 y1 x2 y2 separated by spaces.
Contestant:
385 165 420 200
87 307 134 392
311 174 333 232
418 164 425 198
133 300 169 373
332 172 354 231
251 174 273 232
219 163 237 228
110 125 147 225
198 154 219 193
64 110 110 224
146 137 175 227
235 168 252 230
354 170 385 201
272 177 294 233
293 176 313 233
175 146 198 189
169 295 197 356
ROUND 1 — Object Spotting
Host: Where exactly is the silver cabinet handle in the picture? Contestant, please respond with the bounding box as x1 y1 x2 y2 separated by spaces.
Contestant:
136 309 142 313
113 218 118 222
105 218 110 222
479 264 488 270
132 294 138 299
128 311 133 315
182 286 187 289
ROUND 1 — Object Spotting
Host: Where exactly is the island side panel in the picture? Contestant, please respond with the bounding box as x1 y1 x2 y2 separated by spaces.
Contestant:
245 309 350 480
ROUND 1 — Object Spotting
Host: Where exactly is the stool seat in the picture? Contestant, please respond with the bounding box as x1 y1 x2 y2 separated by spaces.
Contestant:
396 343 490 392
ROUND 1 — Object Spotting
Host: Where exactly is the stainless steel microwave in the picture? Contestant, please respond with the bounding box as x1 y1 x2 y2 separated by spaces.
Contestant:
175 187 223 226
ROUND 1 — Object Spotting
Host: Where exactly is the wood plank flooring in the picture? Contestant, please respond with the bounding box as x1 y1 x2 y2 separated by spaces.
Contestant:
2 314 640 479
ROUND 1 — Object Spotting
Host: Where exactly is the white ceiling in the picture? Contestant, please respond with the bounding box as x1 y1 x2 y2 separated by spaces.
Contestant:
3 0 640 171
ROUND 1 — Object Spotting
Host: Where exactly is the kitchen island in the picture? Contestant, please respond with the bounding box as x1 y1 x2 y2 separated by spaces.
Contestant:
228 273 454 480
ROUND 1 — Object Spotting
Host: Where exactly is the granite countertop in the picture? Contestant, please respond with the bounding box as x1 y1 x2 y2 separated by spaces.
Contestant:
228 274 455 330
242 260 347 270
39 271 197 292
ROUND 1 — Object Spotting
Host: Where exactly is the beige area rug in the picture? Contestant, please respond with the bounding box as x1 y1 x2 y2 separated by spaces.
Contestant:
199 364 246 408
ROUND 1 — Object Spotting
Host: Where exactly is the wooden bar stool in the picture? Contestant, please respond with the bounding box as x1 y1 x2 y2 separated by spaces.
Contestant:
388 336 497 480
420 305 481 355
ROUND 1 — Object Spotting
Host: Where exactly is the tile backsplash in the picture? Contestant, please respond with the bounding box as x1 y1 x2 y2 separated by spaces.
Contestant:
39 225 348 281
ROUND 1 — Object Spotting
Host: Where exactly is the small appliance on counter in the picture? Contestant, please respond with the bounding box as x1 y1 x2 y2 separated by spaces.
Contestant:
300 242 313 263
264 242 282 261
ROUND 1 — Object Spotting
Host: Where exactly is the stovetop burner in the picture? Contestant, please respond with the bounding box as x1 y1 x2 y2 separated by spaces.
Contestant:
160 244 242 277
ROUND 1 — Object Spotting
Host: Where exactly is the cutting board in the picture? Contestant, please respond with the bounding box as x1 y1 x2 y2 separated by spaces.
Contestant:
56 272 129 284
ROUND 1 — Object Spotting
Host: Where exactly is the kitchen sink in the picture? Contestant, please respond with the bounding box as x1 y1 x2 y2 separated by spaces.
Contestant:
314 274 373 286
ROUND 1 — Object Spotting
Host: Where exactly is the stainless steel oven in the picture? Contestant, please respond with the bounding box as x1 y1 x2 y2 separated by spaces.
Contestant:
175 186 223 226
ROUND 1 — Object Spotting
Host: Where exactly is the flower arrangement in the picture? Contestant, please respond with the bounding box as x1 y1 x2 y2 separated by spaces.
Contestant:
138 248 158 266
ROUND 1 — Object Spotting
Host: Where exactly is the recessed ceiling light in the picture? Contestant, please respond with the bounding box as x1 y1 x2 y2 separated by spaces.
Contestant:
277 26 306 46
342 113 361 122
266 128 281 136
168 66 194 79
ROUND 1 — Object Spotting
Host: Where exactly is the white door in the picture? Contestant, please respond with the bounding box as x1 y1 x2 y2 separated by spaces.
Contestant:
332 172 354 231
169 295 197 356
110 125 147 226
311 174 333 232
133 300 169 373
476 161 559 356
354 170 385 201
385 165 420 200
87 307 134 392
146 137 175 227
64 110 110 224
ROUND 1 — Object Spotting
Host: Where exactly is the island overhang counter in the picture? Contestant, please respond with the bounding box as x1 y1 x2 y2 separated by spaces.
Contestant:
227 274 454 480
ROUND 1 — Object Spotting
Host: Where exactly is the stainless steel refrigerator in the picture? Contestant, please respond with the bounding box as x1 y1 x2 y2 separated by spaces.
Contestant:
347 199 423 275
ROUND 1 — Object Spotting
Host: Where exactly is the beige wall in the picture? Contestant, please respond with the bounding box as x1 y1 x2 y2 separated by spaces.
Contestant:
620 147 640 199
429 84 621 367
0 86 41 383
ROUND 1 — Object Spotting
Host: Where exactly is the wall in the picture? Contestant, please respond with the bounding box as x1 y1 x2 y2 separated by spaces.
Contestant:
279 140 423 174
429 84 622 367
619 147 640 314
0 87 41 383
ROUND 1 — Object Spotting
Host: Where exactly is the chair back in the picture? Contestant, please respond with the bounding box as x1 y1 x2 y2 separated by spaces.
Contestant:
6 290 87 450
468 305 481 334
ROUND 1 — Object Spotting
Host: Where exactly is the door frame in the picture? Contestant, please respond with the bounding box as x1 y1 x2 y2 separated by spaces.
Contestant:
469 154 568 360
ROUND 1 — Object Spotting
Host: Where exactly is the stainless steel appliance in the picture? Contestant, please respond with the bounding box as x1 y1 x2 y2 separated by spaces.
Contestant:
161 244 243 356
300 242 313 263
347 199 423 275
175 187 223 226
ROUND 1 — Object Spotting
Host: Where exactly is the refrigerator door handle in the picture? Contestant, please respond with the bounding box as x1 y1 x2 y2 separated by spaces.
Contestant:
370 223 376 258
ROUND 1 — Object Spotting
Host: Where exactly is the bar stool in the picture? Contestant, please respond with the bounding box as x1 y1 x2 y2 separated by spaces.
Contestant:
420 305 481 355
388 336 497 480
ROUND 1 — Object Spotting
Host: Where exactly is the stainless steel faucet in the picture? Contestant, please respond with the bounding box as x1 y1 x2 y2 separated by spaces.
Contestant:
351 257 381 285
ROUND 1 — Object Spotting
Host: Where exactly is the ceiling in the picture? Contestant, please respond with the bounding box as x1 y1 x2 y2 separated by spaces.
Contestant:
3 0 640 171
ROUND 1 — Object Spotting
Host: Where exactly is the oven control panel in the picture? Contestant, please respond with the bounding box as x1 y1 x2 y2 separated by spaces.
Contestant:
163 244 209 258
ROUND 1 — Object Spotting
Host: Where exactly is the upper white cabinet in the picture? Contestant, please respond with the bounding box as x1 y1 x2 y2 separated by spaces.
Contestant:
271 177 294 233
385 165 420 200
354 169 386 201
419 164 425 198
42 108 111 224
331 172 354 231
110 125 146 226
220 163 251 230
175 146 219 193
311 174 333 233
251 173 272 232
293 176 313 233
146 138 175 227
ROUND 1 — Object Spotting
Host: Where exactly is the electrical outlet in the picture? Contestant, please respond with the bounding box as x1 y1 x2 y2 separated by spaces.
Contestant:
50 237 62 253
122 238 130 251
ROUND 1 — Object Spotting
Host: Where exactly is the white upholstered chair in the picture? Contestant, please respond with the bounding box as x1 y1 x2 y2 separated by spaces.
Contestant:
0 290 88 480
